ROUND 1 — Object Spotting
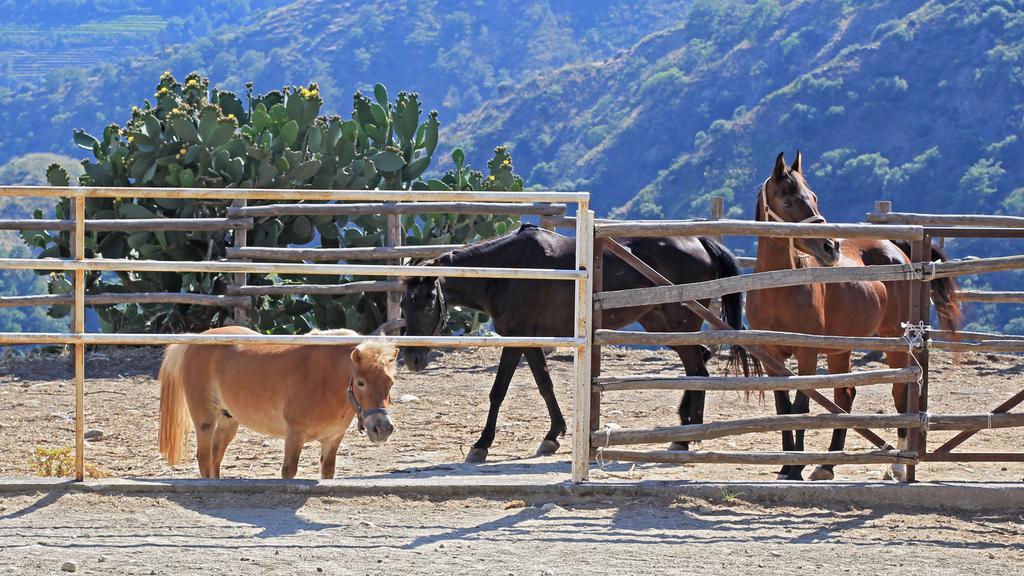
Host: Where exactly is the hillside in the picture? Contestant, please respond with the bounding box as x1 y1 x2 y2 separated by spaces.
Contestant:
0 1 292 91
0 0 690 165
448 0 1024 224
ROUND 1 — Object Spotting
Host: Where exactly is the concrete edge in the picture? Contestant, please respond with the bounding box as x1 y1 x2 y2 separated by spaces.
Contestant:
0 477 1022 512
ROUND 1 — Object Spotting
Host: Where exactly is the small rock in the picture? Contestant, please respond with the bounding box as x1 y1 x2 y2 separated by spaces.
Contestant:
503 500 527 509
697 505 714 514
60 561 77 573
988 553 996 559
97 556 105 563
540 503 562 512
437 542 445 549
261 440 271 447
358 519 378 529
316 569 323 573
84 429 104 441
239 557 250 562
397 394 419 403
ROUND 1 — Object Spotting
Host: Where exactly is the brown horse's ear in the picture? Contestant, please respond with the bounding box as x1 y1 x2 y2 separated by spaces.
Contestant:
773 151 787 181
350 347 362 365
791 149 803 174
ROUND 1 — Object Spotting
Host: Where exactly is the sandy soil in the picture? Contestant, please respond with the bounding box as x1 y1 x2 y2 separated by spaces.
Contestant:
0 491 1022 576
1 345 1022 483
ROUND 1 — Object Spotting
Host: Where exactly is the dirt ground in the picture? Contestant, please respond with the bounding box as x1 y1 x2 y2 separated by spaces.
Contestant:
0 345 1022 483
0 491 1021 575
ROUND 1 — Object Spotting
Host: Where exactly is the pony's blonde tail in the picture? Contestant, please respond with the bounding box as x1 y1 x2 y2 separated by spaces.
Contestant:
158 344 192 465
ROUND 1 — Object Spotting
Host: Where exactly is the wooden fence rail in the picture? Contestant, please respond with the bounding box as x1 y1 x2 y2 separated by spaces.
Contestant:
225 244 461 262
593 413 925 447
227 201 566 218
594 367 921 392
0 293 249 309
595 328 915 352
597 449 918 466
595 219 924 240
0 218 252 232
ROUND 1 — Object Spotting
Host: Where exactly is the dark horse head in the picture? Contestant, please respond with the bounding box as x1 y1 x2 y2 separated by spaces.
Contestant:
400 271 448 372
758 150 841 267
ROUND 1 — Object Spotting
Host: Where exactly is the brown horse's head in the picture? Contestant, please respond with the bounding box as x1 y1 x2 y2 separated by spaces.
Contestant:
349 341 399 444
758 150 841 266
399 275 447 372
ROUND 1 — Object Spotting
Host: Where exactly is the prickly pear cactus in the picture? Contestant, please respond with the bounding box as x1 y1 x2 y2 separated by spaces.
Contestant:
22 73 521 334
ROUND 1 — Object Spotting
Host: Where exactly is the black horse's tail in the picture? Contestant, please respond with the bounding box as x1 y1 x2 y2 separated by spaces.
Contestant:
892 240 963 333
698 236 761 377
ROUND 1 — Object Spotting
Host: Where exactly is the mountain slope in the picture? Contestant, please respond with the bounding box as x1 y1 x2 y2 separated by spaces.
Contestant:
448 0 1024 222
0 0 690 165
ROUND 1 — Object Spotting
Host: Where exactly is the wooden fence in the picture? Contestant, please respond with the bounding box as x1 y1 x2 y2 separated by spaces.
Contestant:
0 185 591 482
575 207 1024 482
4 185 1024 485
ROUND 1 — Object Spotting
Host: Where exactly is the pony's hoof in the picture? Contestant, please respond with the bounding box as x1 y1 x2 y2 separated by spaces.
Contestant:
886 464 908 483
465 448 488 464
777 472 804 481
809 466 834 481
535 439 560 457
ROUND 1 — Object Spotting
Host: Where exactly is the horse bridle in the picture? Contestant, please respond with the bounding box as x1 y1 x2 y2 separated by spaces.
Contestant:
429 277 449 336
759 177 827 258
347 379 389 434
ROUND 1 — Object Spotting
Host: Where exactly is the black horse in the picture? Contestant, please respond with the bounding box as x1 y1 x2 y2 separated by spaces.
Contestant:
401 223 751 463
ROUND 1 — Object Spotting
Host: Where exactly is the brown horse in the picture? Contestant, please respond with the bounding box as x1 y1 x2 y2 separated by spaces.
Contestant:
158 326 398 479
746 151 961 481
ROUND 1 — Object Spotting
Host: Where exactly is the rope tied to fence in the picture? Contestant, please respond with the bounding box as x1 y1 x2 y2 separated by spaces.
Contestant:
919 411 931 431
595 424 617 469
900 321 929 383
910 259 937 282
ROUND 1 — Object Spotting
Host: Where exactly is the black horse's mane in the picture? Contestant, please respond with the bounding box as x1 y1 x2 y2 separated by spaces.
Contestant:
429 223 549 267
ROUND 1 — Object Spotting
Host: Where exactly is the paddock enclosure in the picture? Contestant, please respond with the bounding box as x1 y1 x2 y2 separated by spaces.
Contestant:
2 186 1024 484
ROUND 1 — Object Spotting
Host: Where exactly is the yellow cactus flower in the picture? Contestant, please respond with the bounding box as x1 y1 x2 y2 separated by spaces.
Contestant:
180 147 187 155
159 87 169 95
127 135 135 143
131 106 140 113
226 114 236 121
488 175 496 182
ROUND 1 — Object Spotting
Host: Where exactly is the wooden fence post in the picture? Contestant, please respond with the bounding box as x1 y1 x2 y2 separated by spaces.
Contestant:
385 205 402 335
230 199 248 326
590 237 605 445
572 206 594 483
914 233 933 477
72 195 85 482
709 196 724 316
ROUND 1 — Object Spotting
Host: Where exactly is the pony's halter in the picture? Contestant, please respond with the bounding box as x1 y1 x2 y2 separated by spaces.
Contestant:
348 380 389 434
759 177 827 259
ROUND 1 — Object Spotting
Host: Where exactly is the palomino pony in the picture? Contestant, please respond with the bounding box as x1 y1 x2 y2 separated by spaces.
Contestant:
158 326 398 479
746 151 961 481
401 223 753 463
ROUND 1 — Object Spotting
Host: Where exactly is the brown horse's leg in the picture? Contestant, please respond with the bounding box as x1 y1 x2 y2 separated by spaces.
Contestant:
523 348 565 457
467 347 525 464
281 431 305 480
811 352 854 481
780 353 818 481
210 416 239 480
887 350 911 481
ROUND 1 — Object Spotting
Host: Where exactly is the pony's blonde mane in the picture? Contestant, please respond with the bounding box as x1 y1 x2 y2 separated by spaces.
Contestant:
353 340 399 375
308 328 397 375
